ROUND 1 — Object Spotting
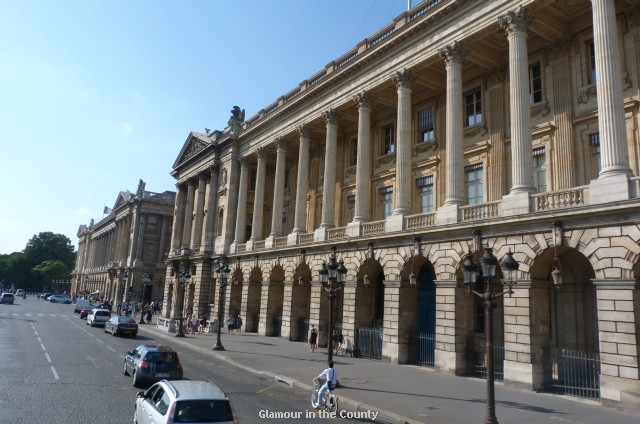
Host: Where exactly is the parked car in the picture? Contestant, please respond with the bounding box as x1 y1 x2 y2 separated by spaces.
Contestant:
104 315 138 337
42 293 55 300
134 380 235 424
79 307 96 319
39 292 52 299
0 293 15 304
15 289 25 297
74 299 93 314
48 294 72 304
124 345 183 387
86 309 111 327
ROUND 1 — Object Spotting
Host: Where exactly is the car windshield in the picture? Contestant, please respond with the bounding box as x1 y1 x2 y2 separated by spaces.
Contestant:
173 400 233 423
118 317 135 323
144 351 178 364
95 311 110 316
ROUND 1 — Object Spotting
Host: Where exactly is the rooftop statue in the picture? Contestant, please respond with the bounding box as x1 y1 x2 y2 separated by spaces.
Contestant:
227 106 245 127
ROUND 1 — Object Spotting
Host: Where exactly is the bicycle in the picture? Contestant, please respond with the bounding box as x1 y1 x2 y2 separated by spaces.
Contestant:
311 378 338 413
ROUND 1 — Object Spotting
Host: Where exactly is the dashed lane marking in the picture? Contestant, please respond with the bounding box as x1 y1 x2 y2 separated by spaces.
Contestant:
40 343 47 351
45 352 52 363
51 366 59 379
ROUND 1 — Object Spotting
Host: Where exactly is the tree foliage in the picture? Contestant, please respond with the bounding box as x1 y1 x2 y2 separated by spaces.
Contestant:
0 232 76 292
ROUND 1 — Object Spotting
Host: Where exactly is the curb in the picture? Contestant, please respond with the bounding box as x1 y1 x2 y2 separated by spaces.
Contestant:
139 324 422 424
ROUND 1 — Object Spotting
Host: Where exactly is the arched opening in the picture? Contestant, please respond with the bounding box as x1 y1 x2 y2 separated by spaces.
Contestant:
414 263 436 367
228 268 243 327
291 265 312 341
265 266 285 337
354 258 384 359
245 267 262 333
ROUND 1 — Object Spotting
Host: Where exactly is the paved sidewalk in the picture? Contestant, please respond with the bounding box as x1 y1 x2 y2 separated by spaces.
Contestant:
137 317 639 424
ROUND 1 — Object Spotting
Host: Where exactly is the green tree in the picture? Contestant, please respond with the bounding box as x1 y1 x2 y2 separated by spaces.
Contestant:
32 260 72 291
24 232 75 270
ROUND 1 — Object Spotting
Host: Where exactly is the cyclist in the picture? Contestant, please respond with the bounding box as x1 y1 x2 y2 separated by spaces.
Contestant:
315 361 338 409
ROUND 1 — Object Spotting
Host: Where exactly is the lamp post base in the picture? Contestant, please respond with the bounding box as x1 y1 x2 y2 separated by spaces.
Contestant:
175 332 185 337
212 342 225 351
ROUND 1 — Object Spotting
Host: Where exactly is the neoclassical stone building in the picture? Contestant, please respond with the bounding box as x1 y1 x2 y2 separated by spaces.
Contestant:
73 180 175 306
160 0 640 407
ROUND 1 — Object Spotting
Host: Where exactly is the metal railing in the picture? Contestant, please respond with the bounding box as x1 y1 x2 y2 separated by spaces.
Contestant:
549 347 600 400
357 328 383 359
467 337 504 381
410 332 436 367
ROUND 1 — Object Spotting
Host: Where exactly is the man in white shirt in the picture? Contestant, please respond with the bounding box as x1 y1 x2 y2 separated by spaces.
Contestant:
315 361 338 408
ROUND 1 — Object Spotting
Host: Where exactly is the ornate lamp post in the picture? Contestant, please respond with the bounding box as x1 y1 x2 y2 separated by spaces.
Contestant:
212 260 230 351
462 247 519 424
119 271 129 315
138 273 152 324
318 247 347 364
175 270 191 337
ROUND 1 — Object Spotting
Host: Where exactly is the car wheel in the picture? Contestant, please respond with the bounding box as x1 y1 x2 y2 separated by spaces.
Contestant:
132 370 141 387
123 362 129 376
111 328 117 336
131 332 137 338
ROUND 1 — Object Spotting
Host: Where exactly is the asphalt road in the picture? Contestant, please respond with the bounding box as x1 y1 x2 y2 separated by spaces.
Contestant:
0 297 377 424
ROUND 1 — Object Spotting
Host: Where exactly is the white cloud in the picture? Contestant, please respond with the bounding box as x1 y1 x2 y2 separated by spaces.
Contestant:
76 207 90 215
122 123 134 135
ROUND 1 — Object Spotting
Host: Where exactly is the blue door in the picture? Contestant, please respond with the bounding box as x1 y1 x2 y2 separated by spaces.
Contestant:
416 266 436 366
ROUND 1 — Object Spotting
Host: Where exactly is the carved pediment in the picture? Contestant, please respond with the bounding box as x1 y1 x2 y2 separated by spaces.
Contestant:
173 132 212 168
113 190 133 211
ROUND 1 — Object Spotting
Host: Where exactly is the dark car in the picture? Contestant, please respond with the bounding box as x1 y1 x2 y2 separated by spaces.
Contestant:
1 293 15 304
79 307 95 319
105 315 138 337
124 345 183 388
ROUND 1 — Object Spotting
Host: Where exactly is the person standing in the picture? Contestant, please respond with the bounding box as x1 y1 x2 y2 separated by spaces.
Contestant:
227 316 235 334
309 325 318 353
235 315 243 333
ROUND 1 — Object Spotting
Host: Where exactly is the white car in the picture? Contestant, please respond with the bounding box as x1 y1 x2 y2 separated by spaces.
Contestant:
48 294 72 304
15 289 25 297
86 309 111 327
134 380 236 424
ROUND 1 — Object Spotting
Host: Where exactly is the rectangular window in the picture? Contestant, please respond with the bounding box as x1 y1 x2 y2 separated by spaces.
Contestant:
383 123 395 154
465 163 484 205
590 133 601 174
529 61 542 104
533 147 547 192
146 215 158 232
347 194 356 222
143 242 157 263
416 176 434 213
350 137 357 167
587 39 596 85
418 107 435 142
284 167 290 190
380 186 394 219
465 88 483 127
282 212 288 235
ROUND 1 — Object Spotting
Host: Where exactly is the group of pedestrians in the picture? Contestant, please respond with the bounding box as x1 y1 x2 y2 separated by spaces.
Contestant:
118 301 160 324
186 314 209 334
226 315 243 334
307 326 344 355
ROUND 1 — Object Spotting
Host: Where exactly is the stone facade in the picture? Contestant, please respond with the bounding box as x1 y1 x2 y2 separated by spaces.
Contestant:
72 180 175 308
160 0 640 408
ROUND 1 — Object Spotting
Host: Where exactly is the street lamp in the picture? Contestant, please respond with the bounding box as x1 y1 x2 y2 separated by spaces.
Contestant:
462 247 519 424
318 247 347 364
119 271 129 315
212 260 230 351
138 273 152 324
175 270 191 337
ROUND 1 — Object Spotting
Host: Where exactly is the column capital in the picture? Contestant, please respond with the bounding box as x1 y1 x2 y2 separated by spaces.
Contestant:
237 155 248 167
322 109 341 125
439 41 465 67
210 162 221 174
353 90 375 109
274 136 288 150
391 68 416 89
296 124 311 139
256 147 267 160
498 6 532 35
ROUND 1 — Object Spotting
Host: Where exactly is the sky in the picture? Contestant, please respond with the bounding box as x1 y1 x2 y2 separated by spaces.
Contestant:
0 0 420 255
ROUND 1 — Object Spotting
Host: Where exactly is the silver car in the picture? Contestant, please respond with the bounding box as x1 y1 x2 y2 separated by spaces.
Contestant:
86 308 111 326
134 380 236 424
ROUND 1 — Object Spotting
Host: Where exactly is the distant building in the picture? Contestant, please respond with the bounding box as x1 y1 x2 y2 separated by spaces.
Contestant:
72 180 175 306
160 1 640 408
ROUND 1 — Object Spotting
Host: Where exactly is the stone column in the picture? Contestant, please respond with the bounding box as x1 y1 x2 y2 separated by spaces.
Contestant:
391 70 415 216
434 280 468 375
486 74 507 201
503 280 550 391
591 0 631 179
594 279 640 405
251 149 267 241
233 157 249 245
171 184 186 253
270 137 287 238
190 173 207 251
158 215 168 262
439 42 465 212
292 125 310 234
134 213 145 265
281 282 294 340
500 7 534 196
352 91 374 224
181 180 196 249
202 164 220 252
319 110 340 229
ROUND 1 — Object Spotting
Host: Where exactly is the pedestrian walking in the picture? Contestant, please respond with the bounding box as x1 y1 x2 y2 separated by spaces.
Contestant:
309 325 318 352
235 315 243 333
186 315 193 334
198 315 207 334
227 316 235 334
146 305 153 323
336 331 344 355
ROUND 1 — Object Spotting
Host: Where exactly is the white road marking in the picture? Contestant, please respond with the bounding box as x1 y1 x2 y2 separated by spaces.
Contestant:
45 352 52 363
96 339 104 344
51 366 59 379
40 343 47 351
25 313 32 316
107 346 116 352
37 337 42 343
